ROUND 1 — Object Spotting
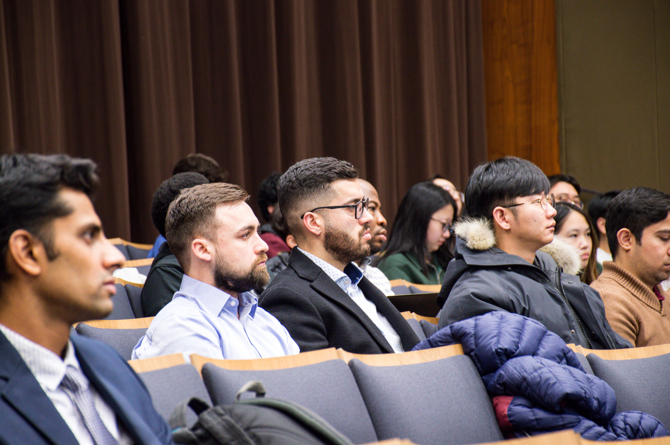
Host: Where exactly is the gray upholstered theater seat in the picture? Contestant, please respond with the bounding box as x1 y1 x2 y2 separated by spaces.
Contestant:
103 284 135 320
348 355 504 445
587 353 670 429
201 359 378 444
125 283 144 318
75 324 146 360
406 318 427 341
139 364 211 422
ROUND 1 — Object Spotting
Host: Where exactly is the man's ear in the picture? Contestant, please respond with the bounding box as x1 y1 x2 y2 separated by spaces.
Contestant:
191 238 213 262
491 207 512 231
302 213 323 237
597 217 607 235
616 228 634 253
7 230 43 277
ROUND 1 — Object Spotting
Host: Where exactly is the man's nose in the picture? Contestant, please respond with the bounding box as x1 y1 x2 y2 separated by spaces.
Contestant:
359 208 373 224
104 239 126 270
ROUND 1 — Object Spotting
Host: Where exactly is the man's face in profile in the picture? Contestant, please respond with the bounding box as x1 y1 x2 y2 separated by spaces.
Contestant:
211 201 270 293
36 188 125 325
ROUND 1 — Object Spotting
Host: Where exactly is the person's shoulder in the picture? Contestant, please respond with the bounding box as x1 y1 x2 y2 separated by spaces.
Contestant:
378 252 411 265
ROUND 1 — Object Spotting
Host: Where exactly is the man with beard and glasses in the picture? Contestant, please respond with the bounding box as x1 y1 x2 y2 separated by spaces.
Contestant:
132 183 299 360
260 158 419 354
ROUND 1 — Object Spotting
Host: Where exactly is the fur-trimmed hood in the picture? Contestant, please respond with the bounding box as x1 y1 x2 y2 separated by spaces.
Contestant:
453 217 581 276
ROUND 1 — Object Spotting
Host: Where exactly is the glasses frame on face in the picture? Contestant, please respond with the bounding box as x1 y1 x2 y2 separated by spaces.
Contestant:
430 217 453 234
500 193 556 211
555 194 584 209
300 197 369 220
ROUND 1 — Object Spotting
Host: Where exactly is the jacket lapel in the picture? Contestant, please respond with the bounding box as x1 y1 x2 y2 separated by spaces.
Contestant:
0 332 78 445
290 250 396 353
72 335 163 445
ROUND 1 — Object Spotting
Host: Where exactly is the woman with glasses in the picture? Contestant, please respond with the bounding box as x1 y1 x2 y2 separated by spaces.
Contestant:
374 181 456 285
553 202 599 284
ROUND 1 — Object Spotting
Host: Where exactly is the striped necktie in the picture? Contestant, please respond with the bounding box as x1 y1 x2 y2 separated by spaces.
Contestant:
60 365 119 445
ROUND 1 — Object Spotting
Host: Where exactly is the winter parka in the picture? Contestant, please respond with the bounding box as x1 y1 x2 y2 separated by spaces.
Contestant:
437 218 631 349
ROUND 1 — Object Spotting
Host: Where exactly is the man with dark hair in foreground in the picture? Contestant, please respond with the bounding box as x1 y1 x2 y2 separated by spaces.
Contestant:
439 157 629 349
0 154 172 444
260 157 419 354
591 187 670 347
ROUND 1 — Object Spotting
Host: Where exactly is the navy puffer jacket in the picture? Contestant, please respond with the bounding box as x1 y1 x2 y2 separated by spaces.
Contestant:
413 312 668 440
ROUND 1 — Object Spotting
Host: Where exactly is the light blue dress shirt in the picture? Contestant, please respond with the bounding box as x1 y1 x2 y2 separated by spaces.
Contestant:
132 275 300 360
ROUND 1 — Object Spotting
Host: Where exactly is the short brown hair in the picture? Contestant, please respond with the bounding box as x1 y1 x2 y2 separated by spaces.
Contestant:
166 183 249 270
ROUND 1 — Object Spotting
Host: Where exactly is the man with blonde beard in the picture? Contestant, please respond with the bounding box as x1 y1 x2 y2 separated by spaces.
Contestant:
133 183 299 360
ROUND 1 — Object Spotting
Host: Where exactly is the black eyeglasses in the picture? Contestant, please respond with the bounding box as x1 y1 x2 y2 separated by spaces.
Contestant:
431 218 452 233
301 197 369 220
501 193 556 211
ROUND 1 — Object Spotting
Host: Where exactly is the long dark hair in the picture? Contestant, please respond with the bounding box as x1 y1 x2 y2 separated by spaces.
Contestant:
375 181 456 277
554 202 598 284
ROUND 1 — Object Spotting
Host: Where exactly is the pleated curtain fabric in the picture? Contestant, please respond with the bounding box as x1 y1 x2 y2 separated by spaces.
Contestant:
0 0 487 242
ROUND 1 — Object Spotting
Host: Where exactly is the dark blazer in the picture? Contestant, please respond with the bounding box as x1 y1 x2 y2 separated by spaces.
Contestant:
0 331 172 445
260 249 420 354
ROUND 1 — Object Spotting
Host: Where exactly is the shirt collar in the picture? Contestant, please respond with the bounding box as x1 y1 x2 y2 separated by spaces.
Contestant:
180 274 258 318
0 323 81 392
298 248 364 289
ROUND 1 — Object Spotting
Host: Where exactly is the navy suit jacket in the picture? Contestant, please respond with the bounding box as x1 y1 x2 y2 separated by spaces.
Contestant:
0 331 172 445
260 249 420 354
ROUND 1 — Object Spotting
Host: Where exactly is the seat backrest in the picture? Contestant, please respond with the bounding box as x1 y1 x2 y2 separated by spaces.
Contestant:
348 351 504 445
200 359 378 444
405 318 426 341
126 243 151 260
109 238 153 261
387 293 440 317
103 284 135 320
113 243 131 260
75 323 147 360
139 364 211 422
125 283 144 318
586 347 670 429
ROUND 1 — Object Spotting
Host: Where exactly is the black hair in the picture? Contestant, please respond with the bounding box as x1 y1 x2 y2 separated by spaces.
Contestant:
257 172 282 222
587 190 621 231
464 157 550 220
0 154 99 281
606 187 670 260
151 172 209 237
270 205 290 242
548 173 581 194
554 202 599 284
375 182 456 276
172 153 228 183
278 157 358 238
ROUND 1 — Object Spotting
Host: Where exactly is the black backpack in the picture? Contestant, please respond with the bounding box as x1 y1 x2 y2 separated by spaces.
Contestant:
169 381 354 445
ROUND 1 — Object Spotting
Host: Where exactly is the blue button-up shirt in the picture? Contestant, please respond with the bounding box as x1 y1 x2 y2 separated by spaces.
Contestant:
132 275 299 360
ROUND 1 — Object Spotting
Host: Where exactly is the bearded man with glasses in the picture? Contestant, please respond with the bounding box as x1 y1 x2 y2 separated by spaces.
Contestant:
260 157 419 354
437 157 631 349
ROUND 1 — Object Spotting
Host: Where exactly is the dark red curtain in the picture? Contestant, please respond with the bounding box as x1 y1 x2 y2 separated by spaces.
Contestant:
1 0 486 243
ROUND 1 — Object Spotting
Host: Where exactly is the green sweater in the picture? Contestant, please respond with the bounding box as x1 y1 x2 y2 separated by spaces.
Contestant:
376 252 444 285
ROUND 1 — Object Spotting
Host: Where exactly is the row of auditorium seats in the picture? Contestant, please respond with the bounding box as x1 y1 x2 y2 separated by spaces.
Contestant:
76 316 670 445
75 312 438 361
